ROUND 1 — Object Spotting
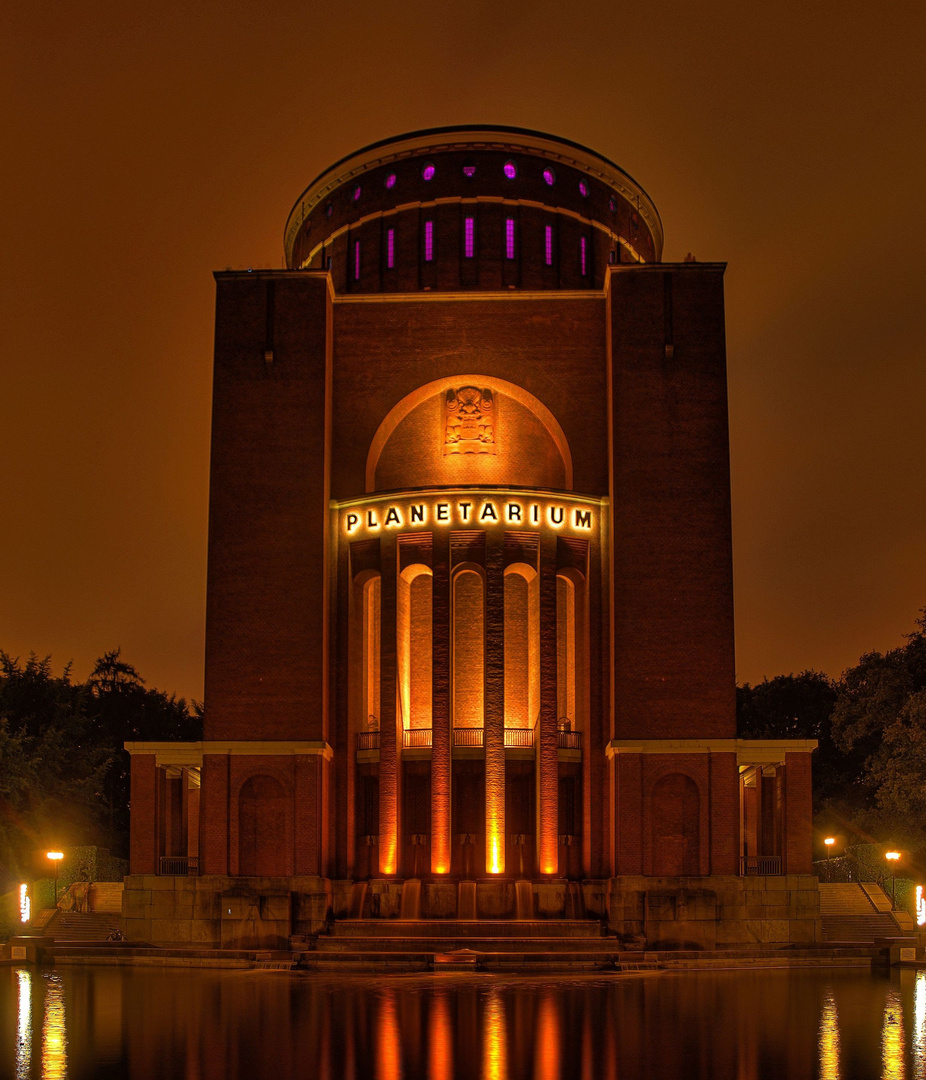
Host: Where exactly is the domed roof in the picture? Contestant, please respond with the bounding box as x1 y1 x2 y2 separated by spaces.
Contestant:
284 126 663 286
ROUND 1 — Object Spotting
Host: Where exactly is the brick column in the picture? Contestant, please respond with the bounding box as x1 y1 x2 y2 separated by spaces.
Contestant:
201 753 229 875
484 531 505 874
783 752 813 874
615 753 643 875
708 751 739 874
295 755 320 875
430 531 452 874
536 532 559 875
378 534 400 875
129 754 158 875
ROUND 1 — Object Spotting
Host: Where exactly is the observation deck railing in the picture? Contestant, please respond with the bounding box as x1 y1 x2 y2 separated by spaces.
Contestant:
159 856 199 877
453 728 484 747
504 728 534 748
358 727 579 751
403 729 432 748
739 855 783 876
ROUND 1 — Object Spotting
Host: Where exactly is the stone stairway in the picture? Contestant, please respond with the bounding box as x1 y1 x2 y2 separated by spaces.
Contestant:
308 918 625 971
44 911 123 942
818 883 906 942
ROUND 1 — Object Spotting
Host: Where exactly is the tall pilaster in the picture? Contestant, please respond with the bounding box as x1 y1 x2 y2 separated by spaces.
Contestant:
378 533 400 875
537 531 559 875
430 530 452 873
484 531 506 873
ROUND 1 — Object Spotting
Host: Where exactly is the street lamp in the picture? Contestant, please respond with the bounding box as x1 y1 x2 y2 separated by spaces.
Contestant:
46 851 64 905
824 837 835 882
885 851 901 910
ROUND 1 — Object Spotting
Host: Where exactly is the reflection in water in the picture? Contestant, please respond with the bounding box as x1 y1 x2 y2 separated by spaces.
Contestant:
16 969 32 1080
10 965 926 1079
883 988 906 1080
41 973 68 1080
533 993 559 1080
818 991 840 1080
915 971 926 1077
431 993 453 1080
483 989 507 1080
377 991 401 1080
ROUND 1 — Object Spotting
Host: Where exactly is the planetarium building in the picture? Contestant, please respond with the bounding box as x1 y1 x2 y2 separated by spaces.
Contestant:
124 126 819 949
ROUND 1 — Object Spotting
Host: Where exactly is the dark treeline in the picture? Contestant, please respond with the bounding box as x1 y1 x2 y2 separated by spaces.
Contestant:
738 610 926 868
0 649 201 885
3 613 924 886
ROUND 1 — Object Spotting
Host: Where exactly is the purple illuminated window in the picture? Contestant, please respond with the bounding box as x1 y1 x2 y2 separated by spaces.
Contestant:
580 236 587 276
503 160 517 180
422 163 435 181
464 217 475 258
352 185 362 202
544 225 553 266
463 165 476 177
387 228 395 269
354 241 361 280
424 220 434 261
505 218 515 260
385 172 397 189
325 202 333 218
579 181 588 197
543 168 555 186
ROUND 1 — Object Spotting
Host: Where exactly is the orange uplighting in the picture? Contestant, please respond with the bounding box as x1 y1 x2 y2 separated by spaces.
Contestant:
488 830 503 875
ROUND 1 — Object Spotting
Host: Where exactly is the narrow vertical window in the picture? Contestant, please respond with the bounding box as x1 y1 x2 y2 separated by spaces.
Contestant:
580 236 587 277
544 225 553 266
505 218 515 260
464 217 475 258
424 220 434 262
387 228 395 269
354 240 361 281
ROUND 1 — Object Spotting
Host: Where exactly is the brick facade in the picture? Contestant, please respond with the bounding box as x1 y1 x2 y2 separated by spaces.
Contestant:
125 127 817 947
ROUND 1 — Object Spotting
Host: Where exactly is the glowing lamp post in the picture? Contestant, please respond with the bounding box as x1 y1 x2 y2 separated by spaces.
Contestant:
885 851 900 910
824 837 835 881
47 852 64 905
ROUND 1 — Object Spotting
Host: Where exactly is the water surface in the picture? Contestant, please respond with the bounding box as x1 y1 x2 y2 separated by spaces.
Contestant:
4 964 925 1079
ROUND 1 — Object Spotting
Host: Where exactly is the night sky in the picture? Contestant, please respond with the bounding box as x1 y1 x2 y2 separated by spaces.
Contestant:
3 0 924 701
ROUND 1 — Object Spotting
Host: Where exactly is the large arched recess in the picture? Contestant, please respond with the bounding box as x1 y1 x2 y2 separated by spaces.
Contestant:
366 374 573 493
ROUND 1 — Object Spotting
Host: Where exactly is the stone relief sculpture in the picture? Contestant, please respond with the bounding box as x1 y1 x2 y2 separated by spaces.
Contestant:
444 386 496 455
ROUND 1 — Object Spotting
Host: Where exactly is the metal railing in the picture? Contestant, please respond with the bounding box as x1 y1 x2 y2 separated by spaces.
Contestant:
453 727 484 747
740 855 783 876
504 728 534 748
557 731 582 749
159 856 199 876
357 731 380 750
403 728 432 748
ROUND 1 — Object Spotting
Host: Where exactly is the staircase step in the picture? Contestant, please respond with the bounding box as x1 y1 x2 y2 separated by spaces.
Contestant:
317 935 614 953
44 911 122 942
327 919 604 939
818 883 879 915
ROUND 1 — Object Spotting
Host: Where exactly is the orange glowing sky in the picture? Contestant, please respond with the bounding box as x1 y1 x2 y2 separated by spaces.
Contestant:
2 0 924 700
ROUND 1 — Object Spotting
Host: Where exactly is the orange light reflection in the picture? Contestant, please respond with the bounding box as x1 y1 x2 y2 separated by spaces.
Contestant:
378 992 401 1080
483 989 507 1080
430 993 453 1080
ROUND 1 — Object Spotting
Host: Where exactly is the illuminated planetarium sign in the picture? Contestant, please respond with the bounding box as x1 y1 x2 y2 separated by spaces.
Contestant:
341 493 598 535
